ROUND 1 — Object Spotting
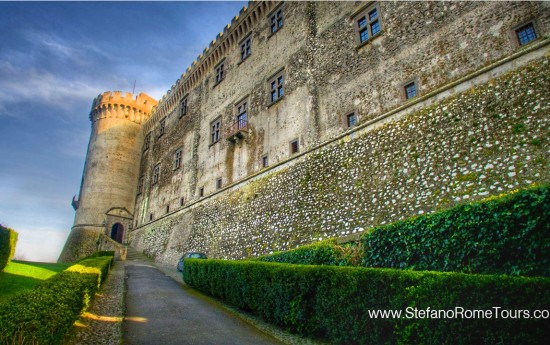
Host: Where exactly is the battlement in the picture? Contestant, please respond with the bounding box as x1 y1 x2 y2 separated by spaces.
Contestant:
89 91 158 125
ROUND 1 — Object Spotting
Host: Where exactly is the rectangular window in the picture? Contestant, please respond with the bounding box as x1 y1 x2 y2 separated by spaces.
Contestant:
261 155 269 168
269 8 283 34
153 164 160 185
215 61 225 84
236 99 248 130
290 139 299 154
159 118 166 137
516 22 538 46
180 97 188 118
240 36 252 61
144 133 151 151
180 197 185 206
199 187 204 197
216 177 223 190
269 71 284 104
347 112 358 128
149 213 153 221
211 117 221 144
166 205 170 213
137 176 144 194
404 81 417 100
354 3 382 45
174 148 183 170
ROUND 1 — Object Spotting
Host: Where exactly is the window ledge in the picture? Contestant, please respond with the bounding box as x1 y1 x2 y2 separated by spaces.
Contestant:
268 95 285 108
355 31 384 51
209 140 221 148
213 79 224 89
237 56 250 66
267 25 283 40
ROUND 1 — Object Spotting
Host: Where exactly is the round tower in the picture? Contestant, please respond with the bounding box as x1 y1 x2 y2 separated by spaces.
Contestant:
59 91 157 262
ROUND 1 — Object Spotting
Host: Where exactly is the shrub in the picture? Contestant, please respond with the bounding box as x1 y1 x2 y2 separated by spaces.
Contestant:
0 225 18 272
254 239 356 266
361 184 550 276
184 259 550 344
0 255 113 344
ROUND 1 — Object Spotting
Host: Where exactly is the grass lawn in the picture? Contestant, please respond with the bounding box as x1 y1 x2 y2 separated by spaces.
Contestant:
0 260 71 303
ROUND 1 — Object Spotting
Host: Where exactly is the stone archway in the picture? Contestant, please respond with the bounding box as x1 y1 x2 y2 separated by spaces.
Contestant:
111 223 124 244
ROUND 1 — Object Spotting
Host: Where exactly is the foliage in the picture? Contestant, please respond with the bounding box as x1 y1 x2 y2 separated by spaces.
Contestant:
0 225 18 272
361 184 550 276
0 255 113 345
0 261 71 304
254 239 356 266
184 259 550 344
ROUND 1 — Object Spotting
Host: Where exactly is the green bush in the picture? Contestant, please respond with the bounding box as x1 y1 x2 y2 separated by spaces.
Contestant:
185 259 550 344
0 255 113 344
254 239 355 266
0 225 18 272
361 184 550 276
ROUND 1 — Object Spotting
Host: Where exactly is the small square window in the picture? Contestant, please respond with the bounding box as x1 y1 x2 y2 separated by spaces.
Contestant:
144 133 151 151
215 61 225 84
152 164 161 185
347 113 358 128
290 139 299 154
269 8 283 34
354 3 382 46
516 23 537 46
199 187 204 197
240 36 252 61
216 178 223 190
261 155 269 168
174 148 183 170
211 117 222 144
404 82 417 100
268 71 284 104
180 97 188 118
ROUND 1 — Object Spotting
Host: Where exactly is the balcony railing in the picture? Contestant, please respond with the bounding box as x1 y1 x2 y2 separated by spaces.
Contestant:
226 118 249 142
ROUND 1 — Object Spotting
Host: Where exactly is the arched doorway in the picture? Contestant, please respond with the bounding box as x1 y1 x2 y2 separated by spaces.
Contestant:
111 223 124 244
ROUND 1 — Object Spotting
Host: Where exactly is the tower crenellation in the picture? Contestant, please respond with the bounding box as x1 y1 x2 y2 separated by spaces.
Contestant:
89 91 157 124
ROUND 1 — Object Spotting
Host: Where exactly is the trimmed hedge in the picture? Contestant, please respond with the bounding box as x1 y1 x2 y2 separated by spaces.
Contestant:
184 259 550 344
0 225 18 272
0 255 113 344
254 239 354 266
361 184 550 276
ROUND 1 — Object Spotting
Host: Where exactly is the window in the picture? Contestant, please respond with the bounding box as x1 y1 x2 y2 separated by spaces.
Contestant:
166 205 170 213
180 197 185 206
159 118 166 137
199 187 204 197
290 139 299 154
404 81 417 100
269 71 284 104
346 112 358 128
152 164 160 185
144 133 151 151
174 148 183 170
215 61 225 84
149 213 153 221
137 176 144 194
269 8 283 34
211 117 221 144
240 36 252 61
354 3 382 45
216 177 223 190
515 22 538 46
180 97 188 118
261 155 269 168
235 99 248 130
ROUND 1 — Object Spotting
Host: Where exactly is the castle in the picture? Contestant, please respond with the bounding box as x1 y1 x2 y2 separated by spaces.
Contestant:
59 1 550 263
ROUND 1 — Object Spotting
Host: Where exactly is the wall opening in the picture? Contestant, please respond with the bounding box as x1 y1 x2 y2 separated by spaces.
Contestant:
111 223 124 244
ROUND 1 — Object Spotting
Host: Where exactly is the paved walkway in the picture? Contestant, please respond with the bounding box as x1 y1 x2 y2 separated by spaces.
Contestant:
123 252 283 345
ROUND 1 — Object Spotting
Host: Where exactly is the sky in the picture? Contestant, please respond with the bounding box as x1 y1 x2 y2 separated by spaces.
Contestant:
0 1 247 262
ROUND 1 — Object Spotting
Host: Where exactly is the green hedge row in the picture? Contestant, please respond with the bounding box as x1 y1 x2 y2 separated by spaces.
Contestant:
184 259 550 344
361 184 550 276
254 239 354 266
0 225 18 272
0 255 113 344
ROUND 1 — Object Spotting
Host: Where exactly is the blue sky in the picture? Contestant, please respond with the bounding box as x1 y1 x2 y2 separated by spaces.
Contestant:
0 1 246 262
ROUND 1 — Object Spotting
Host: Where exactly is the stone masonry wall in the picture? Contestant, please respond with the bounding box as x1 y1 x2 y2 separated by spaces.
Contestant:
130 55 549 265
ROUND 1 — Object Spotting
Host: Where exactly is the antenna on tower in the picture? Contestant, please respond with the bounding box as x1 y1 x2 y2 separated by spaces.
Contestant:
132 80 136 94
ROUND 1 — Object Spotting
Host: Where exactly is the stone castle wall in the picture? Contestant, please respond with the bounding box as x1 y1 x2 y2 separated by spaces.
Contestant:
126 1 549 265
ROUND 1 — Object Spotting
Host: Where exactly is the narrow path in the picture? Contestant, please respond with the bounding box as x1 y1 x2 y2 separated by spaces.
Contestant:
123 262 283 345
